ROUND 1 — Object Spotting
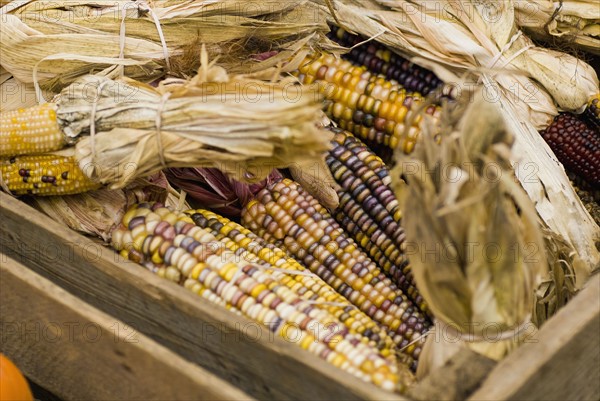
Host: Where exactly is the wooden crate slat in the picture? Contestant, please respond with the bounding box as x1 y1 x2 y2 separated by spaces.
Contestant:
408 349 496 401
0 192 405 401
468 273 600 401
0 253 253 401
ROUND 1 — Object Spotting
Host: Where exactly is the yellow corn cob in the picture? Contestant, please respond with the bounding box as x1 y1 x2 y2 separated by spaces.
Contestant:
111 203 403 391
188 209 397 356
294 53 441 154
1 154 99 195
0 104 66 157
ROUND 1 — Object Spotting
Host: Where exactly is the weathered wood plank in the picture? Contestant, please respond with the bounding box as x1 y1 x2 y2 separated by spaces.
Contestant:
0 254 253 401
0 192 405 401
469 273 600 401
408 349 496 401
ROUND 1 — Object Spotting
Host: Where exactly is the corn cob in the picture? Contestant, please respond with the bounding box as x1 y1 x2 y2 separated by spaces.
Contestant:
583 94 600 132
328 26 445 96
325 129 429 317
294 53 441 153
1 154 99 195
0 104 66 157
188 209 397 355
541 113 600 188
112 203 403 390
242 179 430 370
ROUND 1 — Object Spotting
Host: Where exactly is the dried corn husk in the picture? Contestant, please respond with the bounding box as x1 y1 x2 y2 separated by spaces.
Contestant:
49 49 331 189
532 228 588 327
314 0 600 273
391 89 548 377
0 76 52 112
28 172 179 240
0 0 327 95
514 1 600 55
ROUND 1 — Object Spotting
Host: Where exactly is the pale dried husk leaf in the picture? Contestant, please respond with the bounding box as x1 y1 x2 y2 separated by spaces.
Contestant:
514 0 600 55
0 76 53 112
315 0 600 274
532 227 587 328
54 59 330 188
289 159 340 211
393 89 548 377
0 0 328 94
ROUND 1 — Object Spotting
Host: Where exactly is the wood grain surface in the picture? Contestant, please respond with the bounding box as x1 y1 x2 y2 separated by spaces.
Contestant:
0 254 253 401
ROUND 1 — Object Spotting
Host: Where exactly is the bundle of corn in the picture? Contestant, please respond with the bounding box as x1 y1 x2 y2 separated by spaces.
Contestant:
0 51 331 195
540 113 600 189
111 203 409 391
513 0 600 55
390 89 548 378
314 0 598 121
0 0 326 95
294 53 442 154
242 178 431 371
166 168 283 218
324 128 428 317
311 0 600 270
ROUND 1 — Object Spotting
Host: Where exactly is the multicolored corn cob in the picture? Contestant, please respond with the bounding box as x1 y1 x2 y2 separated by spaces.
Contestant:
111 203 403 390
541 113 599 188
188 209 398 355
242 179 430 370
328 26 445 96
294 53 441 153
1 154 99 195
325 129 428 317
0 104 66 157
584 94 600 131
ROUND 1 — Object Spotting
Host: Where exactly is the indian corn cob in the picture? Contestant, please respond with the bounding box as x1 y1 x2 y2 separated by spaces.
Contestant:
242 178 430 370
294 53 441 153
328 26 445 96
584 94 600 131
111 203 402 390
188 209 397 355
0 104 66 157
1 153 99 195
325 129 428 317
540 113 600 188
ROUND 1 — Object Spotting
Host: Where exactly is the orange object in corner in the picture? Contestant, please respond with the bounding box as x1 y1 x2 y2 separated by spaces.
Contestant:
0 354 33 401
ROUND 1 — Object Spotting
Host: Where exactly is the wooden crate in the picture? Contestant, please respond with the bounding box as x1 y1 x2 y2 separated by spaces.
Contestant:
0 254 252 401
1 192 598 401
